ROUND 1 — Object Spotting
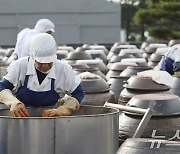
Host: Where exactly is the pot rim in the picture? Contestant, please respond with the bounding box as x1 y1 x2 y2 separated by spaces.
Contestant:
0 105 119 119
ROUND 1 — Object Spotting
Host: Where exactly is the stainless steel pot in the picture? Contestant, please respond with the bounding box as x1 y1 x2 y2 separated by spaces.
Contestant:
0 105 119 154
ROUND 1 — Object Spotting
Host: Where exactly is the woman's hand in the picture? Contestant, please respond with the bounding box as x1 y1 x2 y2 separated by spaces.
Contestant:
10 102 30 117
0 89 30 117
42 107 72 117
42 96 80 117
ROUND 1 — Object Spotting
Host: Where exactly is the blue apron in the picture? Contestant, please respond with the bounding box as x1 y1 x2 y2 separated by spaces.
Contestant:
16 75 60 107
160 57 174 75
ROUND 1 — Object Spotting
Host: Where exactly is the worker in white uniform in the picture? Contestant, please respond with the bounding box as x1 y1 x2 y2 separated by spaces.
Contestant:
14 18 55 59
0 33 85 117
160 44 180 75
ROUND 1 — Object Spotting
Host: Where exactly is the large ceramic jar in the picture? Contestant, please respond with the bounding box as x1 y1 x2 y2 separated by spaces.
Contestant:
66 47 92 64
119 93 180 145
120 66 153 78
170 76 180 96
119 75 171 105
106 62 129 81
117 138 180 154
74 67 106 81
79 72 117 105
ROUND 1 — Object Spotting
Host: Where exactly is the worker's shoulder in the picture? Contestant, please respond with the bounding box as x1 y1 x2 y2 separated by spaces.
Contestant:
7 57 29 73
17 28 32 38
12 57 29 66
55 60 73 70
19 28 31 34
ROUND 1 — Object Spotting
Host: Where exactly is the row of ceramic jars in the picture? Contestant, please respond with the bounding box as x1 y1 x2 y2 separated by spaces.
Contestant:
110 66 153 100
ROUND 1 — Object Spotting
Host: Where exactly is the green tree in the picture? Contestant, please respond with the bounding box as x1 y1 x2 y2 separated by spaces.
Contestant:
121 3 137 41
134 0 180 40
108 0 147 41
119 0 147 41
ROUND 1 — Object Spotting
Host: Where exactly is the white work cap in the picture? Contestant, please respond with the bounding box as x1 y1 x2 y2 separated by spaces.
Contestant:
30 33 57 63
34 19 55 33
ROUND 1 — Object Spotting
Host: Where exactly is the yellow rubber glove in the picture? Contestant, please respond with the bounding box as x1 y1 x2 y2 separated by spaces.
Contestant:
42 96 80 117
174 71 180 77
0 89 30 117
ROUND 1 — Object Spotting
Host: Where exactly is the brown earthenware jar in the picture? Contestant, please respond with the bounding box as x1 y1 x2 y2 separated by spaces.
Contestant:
79 73 117 105
119 94 180 145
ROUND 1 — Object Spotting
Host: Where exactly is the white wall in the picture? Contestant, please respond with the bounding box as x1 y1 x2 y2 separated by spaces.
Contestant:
0 0 121 45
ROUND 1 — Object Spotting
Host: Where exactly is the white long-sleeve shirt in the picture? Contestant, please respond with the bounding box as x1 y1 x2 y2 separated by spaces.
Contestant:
165 44 180 62
14 19 55 59
14 28 39 58
5 57 81 99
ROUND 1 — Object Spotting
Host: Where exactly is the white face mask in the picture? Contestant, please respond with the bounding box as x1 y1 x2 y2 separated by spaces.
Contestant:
34 63 52 74
38 69 51 74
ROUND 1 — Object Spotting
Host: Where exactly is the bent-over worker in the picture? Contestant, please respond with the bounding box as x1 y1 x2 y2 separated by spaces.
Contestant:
160 44 180 75
0 33 85 117
14 19 55 59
